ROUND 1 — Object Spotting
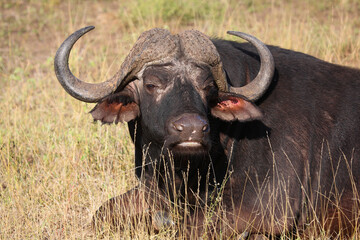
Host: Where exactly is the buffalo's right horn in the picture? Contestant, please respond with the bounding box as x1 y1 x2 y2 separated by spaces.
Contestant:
54 26 123 103
54 26 179 103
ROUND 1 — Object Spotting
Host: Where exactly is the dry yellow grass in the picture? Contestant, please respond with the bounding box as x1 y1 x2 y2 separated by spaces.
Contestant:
1 0 359 239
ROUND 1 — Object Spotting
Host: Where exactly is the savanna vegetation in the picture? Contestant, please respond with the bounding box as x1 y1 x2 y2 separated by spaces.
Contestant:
1 0 359 239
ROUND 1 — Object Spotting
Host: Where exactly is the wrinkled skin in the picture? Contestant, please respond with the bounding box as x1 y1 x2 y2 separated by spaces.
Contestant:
90 41 359 238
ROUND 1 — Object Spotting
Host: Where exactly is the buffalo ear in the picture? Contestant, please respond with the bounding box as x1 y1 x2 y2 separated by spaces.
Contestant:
90 93 140 124
211 92 263 122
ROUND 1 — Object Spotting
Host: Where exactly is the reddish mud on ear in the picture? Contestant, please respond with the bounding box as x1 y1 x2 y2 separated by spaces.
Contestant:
90 93 140 124
211 92 263 122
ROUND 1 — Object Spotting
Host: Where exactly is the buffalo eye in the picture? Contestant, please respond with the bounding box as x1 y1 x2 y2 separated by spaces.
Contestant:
146 84 156 90
201 74 216 92
143 74 162 93
203 82 215 92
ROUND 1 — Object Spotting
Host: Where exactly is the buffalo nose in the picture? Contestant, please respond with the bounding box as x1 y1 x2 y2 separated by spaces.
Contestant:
170 114 209 135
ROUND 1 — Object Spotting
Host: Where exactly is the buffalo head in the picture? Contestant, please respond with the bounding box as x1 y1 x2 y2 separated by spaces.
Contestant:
55 26 274 158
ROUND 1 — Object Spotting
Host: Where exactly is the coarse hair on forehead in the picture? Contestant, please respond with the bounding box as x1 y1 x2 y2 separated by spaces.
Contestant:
122 28 227 91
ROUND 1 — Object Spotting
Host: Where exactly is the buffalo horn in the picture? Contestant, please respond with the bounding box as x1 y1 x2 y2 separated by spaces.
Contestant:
54 26 178 102
54 26 123 102
227 31 275 101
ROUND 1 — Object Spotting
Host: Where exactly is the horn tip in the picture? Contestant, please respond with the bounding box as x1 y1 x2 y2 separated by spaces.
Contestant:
227 31 247 38
83 26 95 32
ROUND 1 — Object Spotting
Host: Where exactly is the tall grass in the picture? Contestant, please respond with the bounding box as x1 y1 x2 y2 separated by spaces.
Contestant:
0 0 359 239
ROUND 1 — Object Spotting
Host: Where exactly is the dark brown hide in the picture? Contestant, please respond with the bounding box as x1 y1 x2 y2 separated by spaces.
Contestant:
55 28 360 239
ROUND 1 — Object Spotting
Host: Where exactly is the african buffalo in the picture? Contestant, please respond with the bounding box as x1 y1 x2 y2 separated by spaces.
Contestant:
54 26 360 238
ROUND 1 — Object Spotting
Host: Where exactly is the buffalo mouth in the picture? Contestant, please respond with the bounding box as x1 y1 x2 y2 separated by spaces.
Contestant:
176 141 203 148
170 140 209 154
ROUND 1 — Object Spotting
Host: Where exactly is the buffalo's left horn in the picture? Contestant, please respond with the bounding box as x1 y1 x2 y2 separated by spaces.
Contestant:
54 26 123 103
227 31 275 101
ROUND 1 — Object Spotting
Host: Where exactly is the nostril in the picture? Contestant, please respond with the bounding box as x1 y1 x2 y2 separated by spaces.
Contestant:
202 124 209 132
170 114 209 135
173 123 184 132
